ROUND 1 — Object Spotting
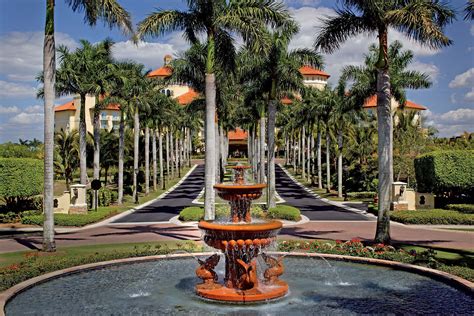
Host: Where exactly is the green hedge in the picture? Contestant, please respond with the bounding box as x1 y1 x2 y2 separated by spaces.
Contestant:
87 187 117 208
178 205 299 222
414 150 474 195
390 209 474 225
0 158 43 208
347 192 376 199
267 205 301 221
446 204 474 214
21 208 119 227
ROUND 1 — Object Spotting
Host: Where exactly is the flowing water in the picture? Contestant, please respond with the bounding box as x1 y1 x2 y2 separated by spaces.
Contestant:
6 256 473 315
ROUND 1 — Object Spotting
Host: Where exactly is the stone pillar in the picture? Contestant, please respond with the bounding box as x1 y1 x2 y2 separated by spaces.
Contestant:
391 181 408 211
69 184 88 214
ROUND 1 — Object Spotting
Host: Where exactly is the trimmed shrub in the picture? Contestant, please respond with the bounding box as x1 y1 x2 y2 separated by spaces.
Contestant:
446 204 474 214
390 209 474 225
179 207 204 221
21 208 119 227
267 205 301 221
347 192 376 199
0 158 43 209
414 150 474 195
87 187 116 208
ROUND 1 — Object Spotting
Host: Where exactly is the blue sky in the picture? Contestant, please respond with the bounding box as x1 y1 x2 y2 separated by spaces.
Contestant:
0 0 472 142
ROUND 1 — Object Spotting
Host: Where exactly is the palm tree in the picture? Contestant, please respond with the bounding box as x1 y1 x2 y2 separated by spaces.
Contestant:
137 0 290 220
54 129 79 188
239 22 323 208
42 0 131 252
315 0 454 243
465 0 474 20
100 129 118 184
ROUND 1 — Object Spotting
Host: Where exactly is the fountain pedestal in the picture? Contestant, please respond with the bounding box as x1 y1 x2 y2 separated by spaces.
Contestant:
196 183 288 303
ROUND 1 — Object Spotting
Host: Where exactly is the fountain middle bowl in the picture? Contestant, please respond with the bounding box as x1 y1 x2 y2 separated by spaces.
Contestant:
198 220 282 251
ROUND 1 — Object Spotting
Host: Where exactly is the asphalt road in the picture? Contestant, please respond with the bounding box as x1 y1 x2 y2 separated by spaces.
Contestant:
114 164 369 223
113 165 204 223
275 165 370 221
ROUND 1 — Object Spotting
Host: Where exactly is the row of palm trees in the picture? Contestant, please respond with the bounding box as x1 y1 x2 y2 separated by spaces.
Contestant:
42 0 467 251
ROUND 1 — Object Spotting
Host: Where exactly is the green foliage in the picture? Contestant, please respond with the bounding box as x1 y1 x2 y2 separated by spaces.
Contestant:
347 191 376 199
414 150 474 195
0 142 42 159
21 207 120 227
267 205 301 221
178 206 204 221
446 204 474 214
438 265 474 282
0 158 43 209
87 187 118 208
390 209 474 225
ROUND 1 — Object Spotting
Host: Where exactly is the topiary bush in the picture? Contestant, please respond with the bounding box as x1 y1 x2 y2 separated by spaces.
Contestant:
178 207 204 221
267 205 301 221
347 191 377 199
87 187 117 208
446 204 474 214
0 158 43 210
390 209 474 225
414 150 474 196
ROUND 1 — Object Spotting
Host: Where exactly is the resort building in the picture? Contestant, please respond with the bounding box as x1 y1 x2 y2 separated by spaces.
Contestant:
362 95 427 125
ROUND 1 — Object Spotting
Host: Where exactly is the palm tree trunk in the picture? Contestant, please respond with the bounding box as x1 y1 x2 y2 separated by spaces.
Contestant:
145 126 150 195
170 131 174 178
259 115 265 183
152 128 157 191
166 129 170 180
292 135 297 169
92 109 100 209
42 0 56 252
307 133 311 182
118 111 124 204
79 94 87 185
326 126 331 193
311 133 315 175
317 129 322 189
337 129 343 198
133 109 139 203
204 73 216 220
176 132 180 178
375 64 393 243
254 125 258 182
284 134 288 166
267 99 277 208
215 123 220 182
187 128 192 167
220 125 226 173
159 128 165 190
302 126 306 179
248 128 252 163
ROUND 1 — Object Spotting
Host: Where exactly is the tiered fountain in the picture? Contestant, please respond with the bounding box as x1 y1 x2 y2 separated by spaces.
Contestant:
196 166 288 303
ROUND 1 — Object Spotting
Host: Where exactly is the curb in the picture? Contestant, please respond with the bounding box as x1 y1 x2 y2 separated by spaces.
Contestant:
2 251 472 315
278 164 375 219
0 165 199 234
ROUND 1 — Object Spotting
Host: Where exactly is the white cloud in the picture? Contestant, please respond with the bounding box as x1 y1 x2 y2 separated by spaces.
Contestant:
9 112 44 124
423 108 474 137
464 88 474 103
25 104 43 113
0 106 19 114
408 61 439 83
449 68 474 88
112 33 189 70
0 31 78 82
0 80 36 98
289 6 442 83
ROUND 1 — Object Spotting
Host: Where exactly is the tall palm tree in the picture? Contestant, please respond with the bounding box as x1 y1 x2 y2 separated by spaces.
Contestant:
42 0 131 252
315 0 454 243
137 0 290 220
239 22 323 208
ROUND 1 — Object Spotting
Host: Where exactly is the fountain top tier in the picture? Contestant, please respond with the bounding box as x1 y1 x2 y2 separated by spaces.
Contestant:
214 183 266 223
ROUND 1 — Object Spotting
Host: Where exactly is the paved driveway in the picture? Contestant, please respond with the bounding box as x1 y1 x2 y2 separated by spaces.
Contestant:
275 165 371 221
113 165 204 223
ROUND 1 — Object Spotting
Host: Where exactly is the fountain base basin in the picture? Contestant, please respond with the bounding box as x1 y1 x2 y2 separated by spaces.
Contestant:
196 280 288 303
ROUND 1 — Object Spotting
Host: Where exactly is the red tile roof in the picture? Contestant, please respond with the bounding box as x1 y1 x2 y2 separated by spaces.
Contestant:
228 128 248 141
299 66 330 78
55 100 76 112
148 66 172 78
281 97 293 104
105 103 120 111
176 89 199 105
363 95 427 110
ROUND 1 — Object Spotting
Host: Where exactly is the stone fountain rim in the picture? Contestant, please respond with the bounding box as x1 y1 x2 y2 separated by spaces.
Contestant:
214 183 267 190
1 252 473 315
198 220 283 231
